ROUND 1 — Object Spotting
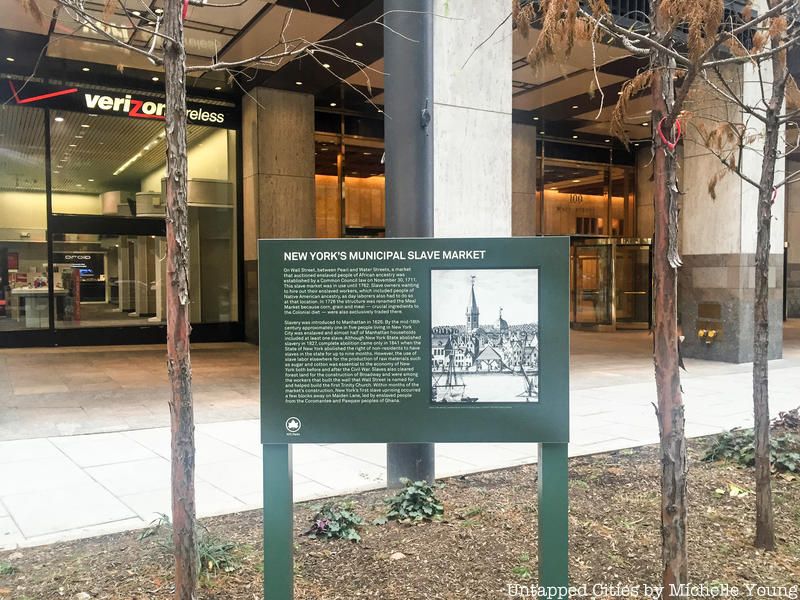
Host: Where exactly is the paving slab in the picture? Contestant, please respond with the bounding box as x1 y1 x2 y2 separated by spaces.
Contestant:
3 481 136 538
50 432 158 468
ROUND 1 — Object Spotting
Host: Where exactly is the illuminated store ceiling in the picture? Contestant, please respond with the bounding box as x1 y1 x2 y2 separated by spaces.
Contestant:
0 103 216 194
0 0 660 143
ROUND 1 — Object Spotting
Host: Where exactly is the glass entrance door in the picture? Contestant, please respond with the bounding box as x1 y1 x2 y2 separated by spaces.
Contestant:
571 238 652 331
615 243 651 329
572 242 613 328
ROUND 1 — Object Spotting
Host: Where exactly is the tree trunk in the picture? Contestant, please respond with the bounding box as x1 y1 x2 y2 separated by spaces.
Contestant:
651 6 689 594
753 134 776 551
163 1 198 597
752 32 786 549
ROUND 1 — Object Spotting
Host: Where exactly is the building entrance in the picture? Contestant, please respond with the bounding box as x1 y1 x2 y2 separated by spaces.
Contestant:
570 238 651 331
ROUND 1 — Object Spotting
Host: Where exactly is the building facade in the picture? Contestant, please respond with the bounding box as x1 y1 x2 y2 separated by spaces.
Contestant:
0 0 795 363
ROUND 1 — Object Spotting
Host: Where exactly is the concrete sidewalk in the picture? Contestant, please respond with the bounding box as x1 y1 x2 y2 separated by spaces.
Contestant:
2 337 800 549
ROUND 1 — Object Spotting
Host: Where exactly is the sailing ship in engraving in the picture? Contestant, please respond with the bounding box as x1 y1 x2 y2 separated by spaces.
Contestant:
432 337 478 403
518 363 538 400
430 270 539 404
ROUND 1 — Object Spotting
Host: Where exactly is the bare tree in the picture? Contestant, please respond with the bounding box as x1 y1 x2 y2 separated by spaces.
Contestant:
689 2 800 549
515 0 800 592
23 1 385 597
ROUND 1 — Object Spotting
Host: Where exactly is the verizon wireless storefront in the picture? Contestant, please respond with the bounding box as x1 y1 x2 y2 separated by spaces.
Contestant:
0 77 243 346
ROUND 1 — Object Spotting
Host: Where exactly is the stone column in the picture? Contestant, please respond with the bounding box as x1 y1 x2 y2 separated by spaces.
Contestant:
512 123 537 236
432 0 512 237
786 172 800 317
242 87 316 342
679 66 785 362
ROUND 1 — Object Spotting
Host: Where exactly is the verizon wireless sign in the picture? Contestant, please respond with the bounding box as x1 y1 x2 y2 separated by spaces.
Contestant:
84 93 226 124
3 80 235 128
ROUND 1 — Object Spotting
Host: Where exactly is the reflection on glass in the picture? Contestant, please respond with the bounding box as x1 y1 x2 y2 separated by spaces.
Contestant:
51 111 238 325
573 244 612 325
1 242 50 331
151 131 239 324
0 105 48 331
615 244 650 327
53 233 166 328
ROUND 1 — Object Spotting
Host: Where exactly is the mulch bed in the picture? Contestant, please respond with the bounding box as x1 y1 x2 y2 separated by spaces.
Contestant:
1 438 799 600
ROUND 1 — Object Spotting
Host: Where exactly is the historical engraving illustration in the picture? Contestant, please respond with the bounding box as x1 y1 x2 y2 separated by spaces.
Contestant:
430 269 539 403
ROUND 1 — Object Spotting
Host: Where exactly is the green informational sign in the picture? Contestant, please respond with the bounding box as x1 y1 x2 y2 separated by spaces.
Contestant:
259 237 570 600
259 237 569 444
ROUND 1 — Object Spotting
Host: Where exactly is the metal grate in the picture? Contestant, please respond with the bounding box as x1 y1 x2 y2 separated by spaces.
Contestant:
0 104 46 192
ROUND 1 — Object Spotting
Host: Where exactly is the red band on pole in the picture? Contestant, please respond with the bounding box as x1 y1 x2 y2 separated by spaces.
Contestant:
182 0 189 19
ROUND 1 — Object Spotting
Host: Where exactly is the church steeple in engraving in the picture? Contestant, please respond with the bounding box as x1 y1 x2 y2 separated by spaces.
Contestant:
466 275 480 331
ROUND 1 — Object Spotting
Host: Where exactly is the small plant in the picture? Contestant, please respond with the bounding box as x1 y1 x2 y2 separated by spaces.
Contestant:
382 478 444 523
0 562 16 575
139 513 238 575
511 553 533 581
304 501 364 542
703 429 800 474
463 506 483 519
773 408 800 430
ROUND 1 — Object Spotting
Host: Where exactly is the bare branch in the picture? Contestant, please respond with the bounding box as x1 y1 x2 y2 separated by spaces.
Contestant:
703 38 798 69
581 8 691 66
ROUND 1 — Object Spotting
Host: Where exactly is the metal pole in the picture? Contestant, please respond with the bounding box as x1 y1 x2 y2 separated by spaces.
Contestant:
538 442 569 597
263 443 293 599
384 0 435 487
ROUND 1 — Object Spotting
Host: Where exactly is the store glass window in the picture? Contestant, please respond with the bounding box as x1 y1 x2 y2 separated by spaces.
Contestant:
51 232 166 328
50 109 238 327
0 105 48 331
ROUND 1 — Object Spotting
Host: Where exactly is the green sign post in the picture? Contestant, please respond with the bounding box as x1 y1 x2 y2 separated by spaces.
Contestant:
259 237 569 599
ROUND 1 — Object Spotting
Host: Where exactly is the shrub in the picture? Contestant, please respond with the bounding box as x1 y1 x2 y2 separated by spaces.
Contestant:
304 501 364 542
703 428 800 473
381 478 444 523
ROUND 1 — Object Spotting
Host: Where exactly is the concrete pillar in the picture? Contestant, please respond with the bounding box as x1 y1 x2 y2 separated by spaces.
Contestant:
786 169 800 317
512 123 537 236
679 65 785 362
242 87 315 342
432 0 512 237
